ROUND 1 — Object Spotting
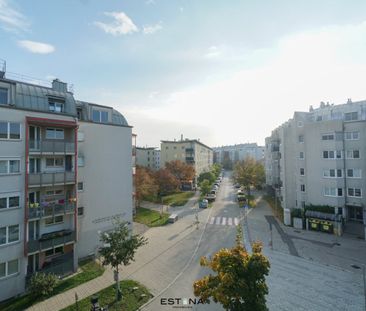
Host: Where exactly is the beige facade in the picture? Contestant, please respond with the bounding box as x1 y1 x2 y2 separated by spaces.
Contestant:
136 147 160 170
265 100 366 239
160 139 213 176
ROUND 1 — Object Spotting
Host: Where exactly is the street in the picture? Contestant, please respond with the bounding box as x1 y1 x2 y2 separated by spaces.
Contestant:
123 173 365 311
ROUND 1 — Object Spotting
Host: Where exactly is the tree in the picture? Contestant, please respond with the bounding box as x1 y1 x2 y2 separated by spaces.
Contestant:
135 166 158 206
198 171 215 185
99 218 148 301
29 272 58 298
232 158 265 195
199 179 211 196
193 226 270 311
165 160 196 182
211 163 222 178
154 168 180 195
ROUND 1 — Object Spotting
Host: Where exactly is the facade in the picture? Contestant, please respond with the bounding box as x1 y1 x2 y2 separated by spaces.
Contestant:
265 100 366 239
0 67 133 301
213 143 265 165
160 138 213 177
136 147 160 170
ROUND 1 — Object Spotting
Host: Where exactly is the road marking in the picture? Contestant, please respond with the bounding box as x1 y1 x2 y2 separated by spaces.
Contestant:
234 217 239 226
228 217 233 226
222 217 226 225
209 217 215 225
215 217 221 225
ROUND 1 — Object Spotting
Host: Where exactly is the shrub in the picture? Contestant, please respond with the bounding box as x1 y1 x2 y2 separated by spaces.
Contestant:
291 208 303 218
29 273 58 298
305 204 334 214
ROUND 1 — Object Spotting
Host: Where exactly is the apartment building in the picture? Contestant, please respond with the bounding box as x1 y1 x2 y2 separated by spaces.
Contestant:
265 100 366 240
136 147 160 170
160 137 213 177
213 143 265 164
0 65 133 301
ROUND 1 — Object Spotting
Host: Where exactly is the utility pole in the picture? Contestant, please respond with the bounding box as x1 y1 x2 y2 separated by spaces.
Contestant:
363 265 366 311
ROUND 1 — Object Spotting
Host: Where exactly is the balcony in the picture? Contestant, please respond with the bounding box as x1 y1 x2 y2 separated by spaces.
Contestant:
28 171 75 187
28 230 76 254
27 252 74 278
28 201 76 220
29 140 75 154
185 148 194 153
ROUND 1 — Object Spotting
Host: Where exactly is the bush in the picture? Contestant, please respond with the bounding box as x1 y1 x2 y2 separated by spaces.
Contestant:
305 204 334 214
291 208 303 218
29 273 58 298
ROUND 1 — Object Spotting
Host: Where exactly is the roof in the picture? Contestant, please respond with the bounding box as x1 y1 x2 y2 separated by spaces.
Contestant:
161 139 212 150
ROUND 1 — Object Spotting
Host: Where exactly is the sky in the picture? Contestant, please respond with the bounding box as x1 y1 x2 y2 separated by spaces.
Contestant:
1 0 366 147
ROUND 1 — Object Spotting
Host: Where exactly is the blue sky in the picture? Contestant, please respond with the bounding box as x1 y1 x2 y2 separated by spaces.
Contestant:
2 0 366 147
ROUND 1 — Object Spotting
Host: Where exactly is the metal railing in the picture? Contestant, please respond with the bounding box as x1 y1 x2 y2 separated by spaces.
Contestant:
27 252 74 278
28 231 76 253
28 171 75 186
28 202 76 219
29 140 75 153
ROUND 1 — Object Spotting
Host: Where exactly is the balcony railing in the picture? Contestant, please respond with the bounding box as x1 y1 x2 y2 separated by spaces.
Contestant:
29 140 75 153
28 230 76 254
28 171 75 186
27 252 74 278
28 202 76 219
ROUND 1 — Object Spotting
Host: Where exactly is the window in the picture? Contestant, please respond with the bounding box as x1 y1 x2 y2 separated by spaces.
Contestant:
298 135 304 143
45 246 64 257
323 150 342 159
0 88 8 105
322 134 334 140
48 100 64 113
300 184 305 192
0 259 19 278
323 169 342 178
0 195 20 209
347 169 361 178
78 156 84 167
345 131 359 140
92 110 108 123
299 152 304 159
348 188 362 197
344 112 358 121
324 187 343 197
0 122 20 140
297 121 303 127
46 128 64 139
77 206 84 216
45 215 64 225
0 225 19 245
46 157 64 167
77 182 84 191
300 168 305 176
77 131 84 142
346 150 360 159
0 160 20 174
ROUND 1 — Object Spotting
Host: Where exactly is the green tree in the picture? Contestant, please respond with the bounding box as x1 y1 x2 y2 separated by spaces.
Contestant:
99 218 148 301
232 158 265 195
198 171 215 184
193 226 270 311
199 179 211 196
211 163 222 178
29 272 58 298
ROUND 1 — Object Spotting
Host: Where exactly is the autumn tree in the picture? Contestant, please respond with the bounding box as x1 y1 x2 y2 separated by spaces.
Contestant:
232 158 265 195
135 166 158 206
154 168 180 195
165 160 195 182
193 226 270 311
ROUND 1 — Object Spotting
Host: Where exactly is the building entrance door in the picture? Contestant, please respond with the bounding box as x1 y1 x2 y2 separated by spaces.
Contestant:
348 206 363 222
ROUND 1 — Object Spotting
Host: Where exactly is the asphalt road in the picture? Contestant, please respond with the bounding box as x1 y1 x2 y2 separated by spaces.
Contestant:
128 173 365 311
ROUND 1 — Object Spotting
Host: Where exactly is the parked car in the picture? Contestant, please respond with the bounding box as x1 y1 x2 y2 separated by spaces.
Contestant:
199 199 209 209
210 189 217 195
237 194 247 202
214 183 220 187
168 214 178 223
205 193 216 202
234 183 241 188
212 185 219 190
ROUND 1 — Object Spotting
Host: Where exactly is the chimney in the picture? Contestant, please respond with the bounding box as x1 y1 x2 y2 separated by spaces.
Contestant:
347 98 352 104
181 134 183 141
52 79 68 92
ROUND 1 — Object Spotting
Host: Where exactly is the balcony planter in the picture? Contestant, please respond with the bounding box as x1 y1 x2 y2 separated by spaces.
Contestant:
39 229 72 242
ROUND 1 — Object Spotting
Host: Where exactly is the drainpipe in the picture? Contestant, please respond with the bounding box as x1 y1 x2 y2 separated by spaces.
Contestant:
342 122 347 221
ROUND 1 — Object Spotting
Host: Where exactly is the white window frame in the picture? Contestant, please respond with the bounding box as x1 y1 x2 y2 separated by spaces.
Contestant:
78 156 84 167
0 259 19 279
0 122 21 140
298 135 304 143
346 168 362 178
346 150 360 159
299 152 304 159
45 215 64 226
0 225 20 245
345 131 359 140
48 101 64 113
300 168 305 176
45 157 64 168
297 121 303 127
300 184 306 192
344 111 358 121
77 182 84 192
321 133 334 141
0 193 20 210
45 128 64 140
323 169 343 178
324 187 343 197
0 87 9 105
0 159 20 175
347 188 362 198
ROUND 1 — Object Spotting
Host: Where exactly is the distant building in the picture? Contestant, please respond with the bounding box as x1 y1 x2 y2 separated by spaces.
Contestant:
136 147 160 170
213 143 265 165
0 62 133 301
160 137 213 177
265 99 366 240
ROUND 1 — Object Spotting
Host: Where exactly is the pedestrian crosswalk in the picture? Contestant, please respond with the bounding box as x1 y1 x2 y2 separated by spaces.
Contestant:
208 216 240 226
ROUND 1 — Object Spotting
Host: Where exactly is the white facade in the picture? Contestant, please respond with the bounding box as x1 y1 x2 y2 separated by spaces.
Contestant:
265 100 366 239
136 147 160 170
213 143 265 164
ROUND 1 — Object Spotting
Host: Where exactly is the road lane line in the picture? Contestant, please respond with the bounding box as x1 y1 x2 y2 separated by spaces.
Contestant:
215 217 221 225
209 217 215 225
228 217 233 226
234 217 239 226
222 217 226 225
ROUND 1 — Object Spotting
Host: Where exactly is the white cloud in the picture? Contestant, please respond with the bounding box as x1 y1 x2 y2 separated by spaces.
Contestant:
94 12 138 35
143 21 163 35
145 0 156 4
18 40 55 54
125 21 366 147
0 0 30 33
179 7 184 13
204 46 222 59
